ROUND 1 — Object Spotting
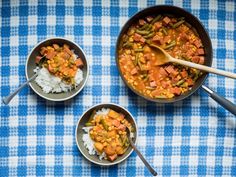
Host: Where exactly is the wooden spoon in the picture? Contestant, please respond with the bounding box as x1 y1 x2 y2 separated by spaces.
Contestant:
149 44 236 79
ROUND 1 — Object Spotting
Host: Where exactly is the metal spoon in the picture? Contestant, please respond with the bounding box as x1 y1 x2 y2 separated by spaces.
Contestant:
126 127 157 176
149 44 236 79
2 55 46 105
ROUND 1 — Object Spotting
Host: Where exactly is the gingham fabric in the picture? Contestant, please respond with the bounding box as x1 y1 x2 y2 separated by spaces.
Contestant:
0 0 236 177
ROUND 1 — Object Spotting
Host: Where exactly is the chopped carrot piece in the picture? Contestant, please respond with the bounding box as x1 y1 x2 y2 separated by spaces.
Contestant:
192 56 200 63
186 78 194 86
198 56 205 64
150 81 157 87
75 58 84 68
159 67 168 77
139 19 146 26
64 47 73 56
131 68 137 75
133 33 142 42
154 22 162 30
197 48 205 55
112 119 121 127
108 154 117 161
180 70 188 78
163 16 171 24
170 87 182 95
53 44 60 50
46 51 56 60
35 56 42 64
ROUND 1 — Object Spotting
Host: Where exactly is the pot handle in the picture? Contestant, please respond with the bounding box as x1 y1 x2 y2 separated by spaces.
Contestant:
201 85 236 116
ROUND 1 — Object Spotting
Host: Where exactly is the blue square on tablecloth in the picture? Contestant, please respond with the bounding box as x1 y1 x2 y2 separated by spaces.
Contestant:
163 165 171 175
92 65 102 75
110 7 119 17
180 165 189 175
72 166 82 176
54 165 64 176
1 6 10 17
19 25 28 36
1 27 10 37
199 126 208 136
215 146 224 156
146 126 156 136
92 85 102 96
18 45 28 56
0 146 8 157
56 5 65 16
19 6 28 16
1 105 9 117
182 126 191 136
110 85 119 96
163 146 172 156
18 105 28 116
231 166 236 176
197 165 206 175
164 126 173 136
36 165 45 176
0 126 9 137
55 125 64 136
36 145 46 155
110 26 119 36
0 167 8 176
37 25 47 35
37 125 46 136
18 146 27 156
216 127 225 137
38 5 47 16
17 166 27 176
181 145 190 156
74 25 83 36
215 165 223 176
54 145 64 155
18 126 27 136
198 146 207 156
126 166 136 176
1 66 10 76
92 45 102 56
1 46 10 57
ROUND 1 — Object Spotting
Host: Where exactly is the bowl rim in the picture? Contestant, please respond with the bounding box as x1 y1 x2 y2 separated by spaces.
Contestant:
115 5 213 103
25 37 89 102
75 103 138 166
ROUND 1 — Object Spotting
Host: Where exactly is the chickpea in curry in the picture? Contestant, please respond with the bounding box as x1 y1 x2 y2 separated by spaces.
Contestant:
86 109 133 162
118 15 205 99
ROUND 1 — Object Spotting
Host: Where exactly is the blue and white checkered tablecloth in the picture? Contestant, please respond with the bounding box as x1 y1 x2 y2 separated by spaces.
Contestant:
0 0 236 176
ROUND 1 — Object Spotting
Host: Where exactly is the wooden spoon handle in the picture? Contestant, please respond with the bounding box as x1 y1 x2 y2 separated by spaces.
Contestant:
170 57 236 79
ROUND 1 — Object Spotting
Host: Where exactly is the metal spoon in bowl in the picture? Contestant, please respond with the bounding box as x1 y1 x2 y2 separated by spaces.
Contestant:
149 44 236 79
125 127 157 176
2 55 46 105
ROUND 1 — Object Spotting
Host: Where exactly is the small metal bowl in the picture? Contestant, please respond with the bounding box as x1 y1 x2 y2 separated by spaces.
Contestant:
75 103 138 166
25 37 89 101
116 5 213 103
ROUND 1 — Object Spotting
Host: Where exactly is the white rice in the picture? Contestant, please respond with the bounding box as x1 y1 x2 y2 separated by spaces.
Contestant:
34 67 83 94
82 108 110 160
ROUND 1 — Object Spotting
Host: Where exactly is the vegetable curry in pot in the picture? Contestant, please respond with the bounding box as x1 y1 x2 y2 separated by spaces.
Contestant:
118 15 205 99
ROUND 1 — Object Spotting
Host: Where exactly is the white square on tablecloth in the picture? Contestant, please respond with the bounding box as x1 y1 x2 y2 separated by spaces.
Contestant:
83 35 93 46
225 40 234 50
10 36 19 46
101 36 111 46
208 19 218 30
83 16 92 26
82 95 92 106
101 95 111 103
8 156 18 167
65 0 74 6
225 21 234 31
65 15 74 26
224 137 234 148
28 15 37 26
47 15 56 26
9 56 19 67
155 136 164 146
63 135 73 145
26 155 36 166
9 136 18 147
207 136 216 147
9 116 19 127
206 155 215 166
101 16 110 27
226 1 234 12
222 156 233 166
27 35 37 46
10 16 19 26
63 155 73 166
45 135 55 146
188 155 199 166
27 136 37 147
45 155 55 166
26 115 37 126
189 136 199 147
171 156 181 166
119 96 129 107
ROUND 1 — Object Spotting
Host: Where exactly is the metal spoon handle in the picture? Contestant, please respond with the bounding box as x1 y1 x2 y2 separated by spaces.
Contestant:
128 137 157 176
201 85 236 116
2 73 38 105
